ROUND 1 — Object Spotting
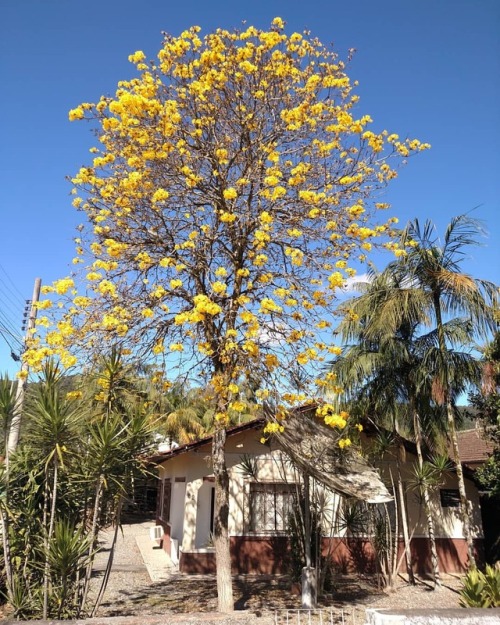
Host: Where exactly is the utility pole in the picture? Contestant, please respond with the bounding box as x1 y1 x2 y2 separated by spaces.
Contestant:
6 277 42 465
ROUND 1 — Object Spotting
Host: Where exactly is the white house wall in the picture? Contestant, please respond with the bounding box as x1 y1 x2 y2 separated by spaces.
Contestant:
158 427 284 549
376 457 483 539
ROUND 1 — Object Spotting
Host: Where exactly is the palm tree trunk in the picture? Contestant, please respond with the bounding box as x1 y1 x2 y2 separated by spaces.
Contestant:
433 292 477 569
212 427 233 613
91 496 124 616
446 399 476 568
395 443 415 584
413 410 441 587
79 476 104 615
394 456 415 584
43 458 58 619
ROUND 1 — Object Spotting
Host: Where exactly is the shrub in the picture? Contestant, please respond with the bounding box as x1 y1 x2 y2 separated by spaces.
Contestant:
460 565 500 608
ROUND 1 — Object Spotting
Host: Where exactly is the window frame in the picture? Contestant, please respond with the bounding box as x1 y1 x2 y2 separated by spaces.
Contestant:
248 482 297 534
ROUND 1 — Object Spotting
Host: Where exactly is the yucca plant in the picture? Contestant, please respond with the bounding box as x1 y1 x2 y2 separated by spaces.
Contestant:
0 375 16 457
43 519 91 618
483 565 500 607
1 351 156 619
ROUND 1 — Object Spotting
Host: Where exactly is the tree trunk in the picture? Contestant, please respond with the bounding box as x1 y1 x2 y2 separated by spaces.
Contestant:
395 450 415 584
79 477 104 616
413 410 441 587
92 496 124 617
212 427 233 612
446 399 476 568
433 292 476 569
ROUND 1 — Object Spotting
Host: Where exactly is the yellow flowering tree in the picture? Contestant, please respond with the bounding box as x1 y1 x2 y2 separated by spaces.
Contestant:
30 18 429 611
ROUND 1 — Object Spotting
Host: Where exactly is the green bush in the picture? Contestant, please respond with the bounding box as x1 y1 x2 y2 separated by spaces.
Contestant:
460 565 500 608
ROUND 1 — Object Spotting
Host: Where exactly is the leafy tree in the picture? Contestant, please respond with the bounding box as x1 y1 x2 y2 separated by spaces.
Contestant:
26 19 428 611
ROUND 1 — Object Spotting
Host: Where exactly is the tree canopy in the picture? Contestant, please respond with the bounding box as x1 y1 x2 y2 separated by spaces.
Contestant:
28 18 428 413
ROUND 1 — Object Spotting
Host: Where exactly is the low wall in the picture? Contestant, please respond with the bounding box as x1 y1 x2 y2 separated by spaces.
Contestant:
365 608 500 624
1 613 274 625
323 537 484 575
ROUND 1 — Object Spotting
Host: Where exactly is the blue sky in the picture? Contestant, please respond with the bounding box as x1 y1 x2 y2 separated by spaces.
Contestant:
0 0 499 376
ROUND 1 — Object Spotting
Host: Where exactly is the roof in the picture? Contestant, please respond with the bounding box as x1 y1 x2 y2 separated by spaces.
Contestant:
456 428 494 465
148 418 265 463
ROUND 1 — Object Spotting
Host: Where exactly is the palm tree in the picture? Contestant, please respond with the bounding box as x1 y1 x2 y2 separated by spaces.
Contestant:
331 263 485 584
386 215 498 568
332 273 441 585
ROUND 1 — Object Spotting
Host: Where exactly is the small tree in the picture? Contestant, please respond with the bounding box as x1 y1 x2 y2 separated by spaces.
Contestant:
26 19 428 611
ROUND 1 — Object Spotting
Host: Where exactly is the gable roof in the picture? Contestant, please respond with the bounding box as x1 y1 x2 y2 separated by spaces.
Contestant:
150 412 392 504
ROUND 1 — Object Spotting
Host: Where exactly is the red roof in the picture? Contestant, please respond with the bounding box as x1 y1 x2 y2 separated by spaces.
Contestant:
456 428 494 465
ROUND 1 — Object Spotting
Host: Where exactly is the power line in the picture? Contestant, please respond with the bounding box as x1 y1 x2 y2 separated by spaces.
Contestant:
0 263 26 307
0 280 25 317
0 307 23 343
0 320 23 350
0 326 22 361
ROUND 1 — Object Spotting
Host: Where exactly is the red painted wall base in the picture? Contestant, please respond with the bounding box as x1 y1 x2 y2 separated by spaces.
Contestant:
174 535 484 576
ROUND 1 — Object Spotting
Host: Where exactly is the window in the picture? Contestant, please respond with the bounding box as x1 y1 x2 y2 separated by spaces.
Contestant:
249 483 296 532
160 479 172 522
440 488 460 508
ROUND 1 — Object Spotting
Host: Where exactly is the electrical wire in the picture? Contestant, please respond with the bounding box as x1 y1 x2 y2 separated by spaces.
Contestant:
0 307 23 344
0 263 26 307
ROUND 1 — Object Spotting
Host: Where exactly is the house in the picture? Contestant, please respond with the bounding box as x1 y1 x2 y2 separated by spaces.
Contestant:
151 417 485 576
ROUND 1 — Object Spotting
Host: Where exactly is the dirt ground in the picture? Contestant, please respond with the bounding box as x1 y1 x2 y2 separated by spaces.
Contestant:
97 571 464 624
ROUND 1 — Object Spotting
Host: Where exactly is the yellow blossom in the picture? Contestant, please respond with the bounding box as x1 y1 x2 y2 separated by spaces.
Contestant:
223 188 237 200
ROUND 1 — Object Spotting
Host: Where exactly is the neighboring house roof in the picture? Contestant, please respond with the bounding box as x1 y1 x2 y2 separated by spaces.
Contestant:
456 428 494 467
